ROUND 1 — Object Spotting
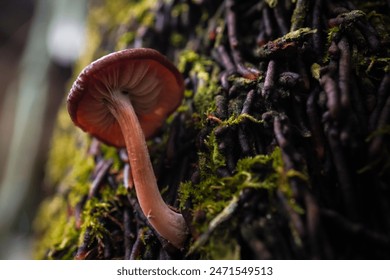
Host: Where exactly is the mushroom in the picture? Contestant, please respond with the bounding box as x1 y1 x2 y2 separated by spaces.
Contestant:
67 48 187 249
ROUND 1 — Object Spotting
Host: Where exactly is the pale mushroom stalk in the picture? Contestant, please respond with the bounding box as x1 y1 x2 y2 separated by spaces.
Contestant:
109 91 187 249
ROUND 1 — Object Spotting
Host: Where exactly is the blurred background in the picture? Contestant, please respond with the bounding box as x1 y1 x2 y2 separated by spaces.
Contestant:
0 0 87 259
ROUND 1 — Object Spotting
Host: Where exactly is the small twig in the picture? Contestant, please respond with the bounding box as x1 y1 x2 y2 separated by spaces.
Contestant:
226 0 259 80
262 6 273 38
88 159 113 199
320 73 340 120
376 98 390 131
123 163 133 189
220 71 232 91
214 125 236 174
102 232 113 259
216 45 236 72
119 148 129 162
276 189 305 245
273 115 303 178
290 0 309 32
278 72 301 88
312 0 324 58
241 89 256 115
350 78 368 134
262 60 276 99
256 31 267 47
75 228 94 260
306 88 325 159
355 19 381 52
226 0 238 49
74 195 87 229
215 94 228 120
130 229 146 260
124 207 135 260
238 124 251 157
321 208 390 247
337 37 351 110
369 73 390 130
325 126 357 220
369 94 390 158
291 95 311 138
303 189 321 259
88 138 101 158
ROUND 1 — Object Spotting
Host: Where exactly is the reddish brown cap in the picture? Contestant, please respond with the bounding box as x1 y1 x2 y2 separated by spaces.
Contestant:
67 48 184 147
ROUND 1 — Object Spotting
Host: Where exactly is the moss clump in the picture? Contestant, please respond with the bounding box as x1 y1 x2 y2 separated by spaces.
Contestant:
100 144 122 172
200 228 241 260
33 196 79 259
265 0 278 8
45 107 93 188
178 50 221 115
181 147 306 258
79 199 111 242
34 107 95 259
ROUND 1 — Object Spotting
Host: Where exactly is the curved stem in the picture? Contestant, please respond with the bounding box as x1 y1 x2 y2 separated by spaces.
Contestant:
110 93 187 249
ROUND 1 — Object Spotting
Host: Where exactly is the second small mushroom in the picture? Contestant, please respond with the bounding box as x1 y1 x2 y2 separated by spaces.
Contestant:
67 48 187 249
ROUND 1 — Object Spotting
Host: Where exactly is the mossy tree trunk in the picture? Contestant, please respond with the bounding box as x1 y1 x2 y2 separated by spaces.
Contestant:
35 0 390 259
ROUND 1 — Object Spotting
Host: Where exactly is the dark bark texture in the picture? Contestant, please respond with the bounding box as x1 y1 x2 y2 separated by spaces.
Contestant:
35 0 390 259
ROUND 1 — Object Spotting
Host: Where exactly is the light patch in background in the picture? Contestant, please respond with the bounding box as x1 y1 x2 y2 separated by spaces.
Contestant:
47 18 86 66
0 0 87 259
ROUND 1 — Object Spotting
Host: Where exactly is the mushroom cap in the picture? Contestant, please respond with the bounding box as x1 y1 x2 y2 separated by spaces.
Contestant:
67 48 184 147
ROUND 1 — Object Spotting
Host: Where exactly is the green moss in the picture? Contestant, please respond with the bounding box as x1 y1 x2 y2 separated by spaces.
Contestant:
34 196 79 259
116 32 136 50
178 50 221 115
257 27 316 59
100 144 122 172
75 0 157 65
116 183 129 196
45 107 91 187
326 26 340 45
310 63 321 80
34 100 100 259
170 32 183 47
171 3 190 48
204 132 226 174
180 146 306 258
290 0 310 31
200 228 241 260
79 198 111 242
265 0 278 8
283 27 316 41
366 57 390 74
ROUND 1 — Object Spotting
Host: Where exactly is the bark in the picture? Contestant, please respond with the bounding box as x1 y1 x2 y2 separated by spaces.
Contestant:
35 0 390 260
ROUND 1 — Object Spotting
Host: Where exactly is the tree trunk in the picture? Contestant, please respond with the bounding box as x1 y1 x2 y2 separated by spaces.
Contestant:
35 0 390 260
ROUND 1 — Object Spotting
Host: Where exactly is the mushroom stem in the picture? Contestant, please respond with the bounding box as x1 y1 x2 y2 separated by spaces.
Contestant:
110 92 187 249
